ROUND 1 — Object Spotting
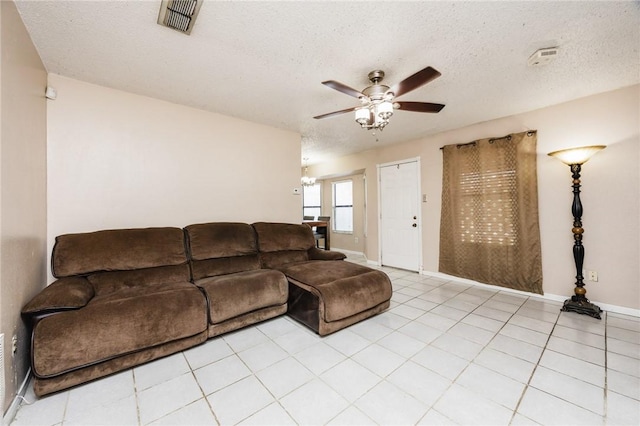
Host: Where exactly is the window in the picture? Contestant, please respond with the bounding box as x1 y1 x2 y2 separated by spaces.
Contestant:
332 180 353 232
302 183 321 219
459 168 517 245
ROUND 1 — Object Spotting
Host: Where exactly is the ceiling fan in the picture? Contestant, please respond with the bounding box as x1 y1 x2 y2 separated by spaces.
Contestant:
313 66 445 131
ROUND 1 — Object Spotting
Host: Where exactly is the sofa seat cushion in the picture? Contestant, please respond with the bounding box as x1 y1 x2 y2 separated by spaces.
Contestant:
32 281 207 378
282 261 392 323
196 269 288 324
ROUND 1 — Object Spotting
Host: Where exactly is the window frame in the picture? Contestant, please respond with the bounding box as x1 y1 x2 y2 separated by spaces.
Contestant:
332 179 353 233
302 182 321 219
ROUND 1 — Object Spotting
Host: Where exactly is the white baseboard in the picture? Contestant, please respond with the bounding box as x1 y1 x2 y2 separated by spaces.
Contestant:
2 368 31 426
332 248 380 267
422 270 640 318
332 248 364 256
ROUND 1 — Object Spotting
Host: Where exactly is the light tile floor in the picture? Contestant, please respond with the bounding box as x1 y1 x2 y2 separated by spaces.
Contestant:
10 255 640 425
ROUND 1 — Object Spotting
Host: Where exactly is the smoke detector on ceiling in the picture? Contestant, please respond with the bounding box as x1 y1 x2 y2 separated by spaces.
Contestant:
527 47 559 67
157 0 203 35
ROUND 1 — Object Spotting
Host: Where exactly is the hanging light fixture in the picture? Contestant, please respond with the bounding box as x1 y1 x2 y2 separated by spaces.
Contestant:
301 158 316 187
314 66 445 132
354 71 396 131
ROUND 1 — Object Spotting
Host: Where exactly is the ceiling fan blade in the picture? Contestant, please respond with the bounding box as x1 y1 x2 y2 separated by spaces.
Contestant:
389 66 441 98
313 106 358 120
322 80 364 98
396 101 445 113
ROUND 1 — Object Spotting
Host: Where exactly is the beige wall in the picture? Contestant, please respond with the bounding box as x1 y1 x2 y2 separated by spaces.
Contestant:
0 0 48 413
47 74 302 282
309 85 640 311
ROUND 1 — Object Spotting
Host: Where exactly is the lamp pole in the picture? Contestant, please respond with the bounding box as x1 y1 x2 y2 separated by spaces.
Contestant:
564 163 601 319
548 145 605 320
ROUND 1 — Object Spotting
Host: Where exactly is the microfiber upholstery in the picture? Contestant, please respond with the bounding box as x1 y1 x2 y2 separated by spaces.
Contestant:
88 264 191 296
186 222 260 279
32 281 207 378
52 227 188 277
253 222 318 269
282 261 392 323
252 222 392 335
187 222 258 259
253 222 315 253
196 269 287 324
22 277 94 315
27 226 207 394
186 222 288 331
23 221 391 396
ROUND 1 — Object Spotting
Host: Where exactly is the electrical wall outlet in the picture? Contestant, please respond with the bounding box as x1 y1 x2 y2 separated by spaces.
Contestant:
588 271 598 282
354 236 359 243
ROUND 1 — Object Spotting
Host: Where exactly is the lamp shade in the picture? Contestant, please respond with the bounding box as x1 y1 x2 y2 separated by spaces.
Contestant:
548 145 606 165
355 107 371 125
377 100 394 119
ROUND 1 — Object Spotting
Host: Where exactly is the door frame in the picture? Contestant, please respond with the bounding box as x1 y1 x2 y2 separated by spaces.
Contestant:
377 157 423 272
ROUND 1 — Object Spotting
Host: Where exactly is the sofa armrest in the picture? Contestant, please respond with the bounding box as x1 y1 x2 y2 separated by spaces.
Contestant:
22 277 95 316
307 247 347 261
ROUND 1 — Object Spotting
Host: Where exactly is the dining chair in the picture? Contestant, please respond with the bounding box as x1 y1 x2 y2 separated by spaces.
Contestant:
314 216 330 249
303 215 314 220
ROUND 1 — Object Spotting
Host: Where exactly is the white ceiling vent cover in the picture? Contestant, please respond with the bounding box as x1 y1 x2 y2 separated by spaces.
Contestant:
527 47 559 67
157 0 203 35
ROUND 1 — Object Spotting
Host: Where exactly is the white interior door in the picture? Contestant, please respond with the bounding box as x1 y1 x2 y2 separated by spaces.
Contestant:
379 160 421 271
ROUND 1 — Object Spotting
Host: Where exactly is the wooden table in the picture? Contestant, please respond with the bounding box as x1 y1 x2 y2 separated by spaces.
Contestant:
302 220 330 250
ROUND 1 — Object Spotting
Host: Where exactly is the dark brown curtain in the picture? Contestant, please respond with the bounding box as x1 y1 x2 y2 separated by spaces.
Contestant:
439 130 543 294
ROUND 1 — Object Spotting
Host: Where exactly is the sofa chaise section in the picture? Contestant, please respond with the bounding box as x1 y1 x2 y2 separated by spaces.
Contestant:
252 222 392 335
185 222 288 337
22 227 208 396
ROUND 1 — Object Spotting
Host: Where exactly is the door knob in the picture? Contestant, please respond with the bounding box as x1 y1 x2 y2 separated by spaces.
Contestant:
412 223 417 227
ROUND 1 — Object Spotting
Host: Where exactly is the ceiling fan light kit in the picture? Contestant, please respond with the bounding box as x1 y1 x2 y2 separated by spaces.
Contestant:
315 66 445 132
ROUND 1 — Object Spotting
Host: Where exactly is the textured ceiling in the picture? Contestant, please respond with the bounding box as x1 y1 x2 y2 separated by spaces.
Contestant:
16 1 640 164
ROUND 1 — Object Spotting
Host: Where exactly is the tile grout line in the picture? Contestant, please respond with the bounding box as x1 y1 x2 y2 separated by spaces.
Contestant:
182 350 222 426
603 312 608 424
508 306 562 425
415 287 530 424
131 369 141 426
60 388 71 426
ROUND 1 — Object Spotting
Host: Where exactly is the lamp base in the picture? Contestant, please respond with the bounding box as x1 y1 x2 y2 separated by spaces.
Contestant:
561 296 602 320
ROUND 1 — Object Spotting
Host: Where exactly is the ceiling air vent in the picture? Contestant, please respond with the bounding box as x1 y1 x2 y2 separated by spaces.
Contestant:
157 0 203 35
527 47 559 67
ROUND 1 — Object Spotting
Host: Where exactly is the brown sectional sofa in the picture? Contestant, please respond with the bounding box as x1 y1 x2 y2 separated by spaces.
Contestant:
22 222 392 396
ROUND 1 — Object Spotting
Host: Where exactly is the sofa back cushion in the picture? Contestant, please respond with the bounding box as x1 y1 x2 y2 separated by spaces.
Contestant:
252 222 315 269
185 222 260 280
52 227 189 278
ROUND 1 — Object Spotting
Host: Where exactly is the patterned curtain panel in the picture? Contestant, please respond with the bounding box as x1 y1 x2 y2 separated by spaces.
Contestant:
439 131 543 294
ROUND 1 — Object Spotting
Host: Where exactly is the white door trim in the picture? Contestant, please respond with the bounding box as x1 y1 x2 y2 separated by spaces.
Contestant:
377 157 423 272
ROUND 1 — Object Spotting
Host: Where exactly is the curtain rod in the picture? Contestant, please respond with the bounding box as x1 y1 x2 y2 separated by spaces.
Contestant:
439 130 536 150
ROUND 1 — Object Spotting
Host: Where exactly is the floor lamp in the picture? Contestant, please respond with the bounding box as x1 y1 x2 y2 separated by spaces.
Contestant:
548 145 606 320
